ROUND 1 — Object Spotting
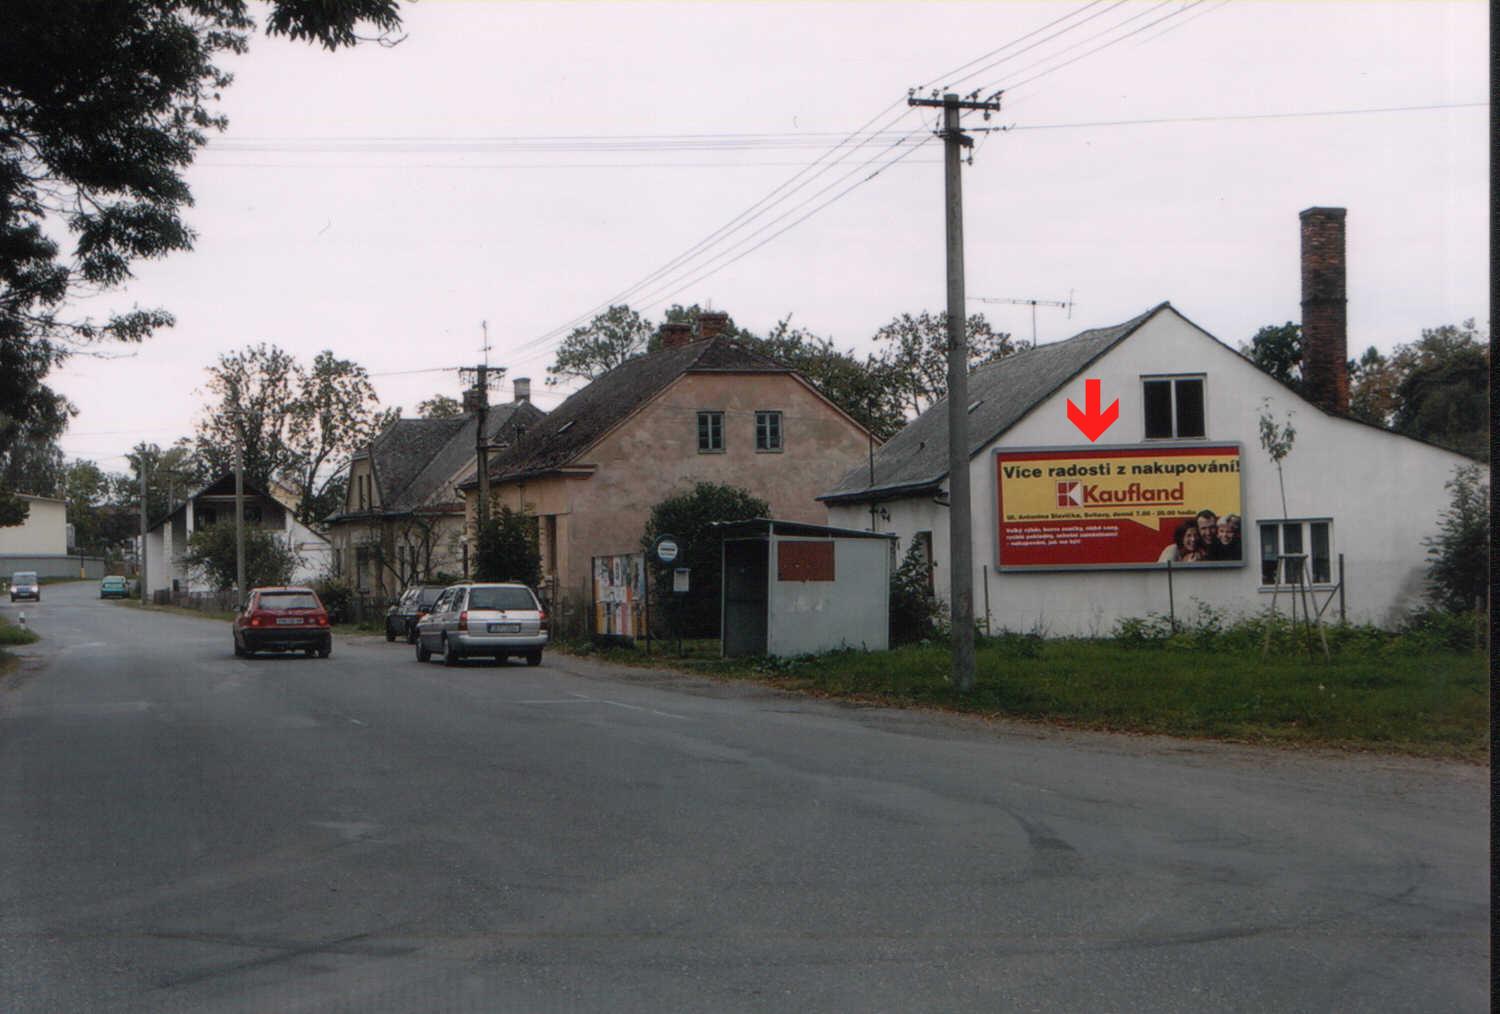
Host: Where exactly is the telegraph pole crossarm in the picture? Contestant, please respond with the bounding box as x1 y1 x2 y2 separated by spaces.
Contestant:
904 89 1001 694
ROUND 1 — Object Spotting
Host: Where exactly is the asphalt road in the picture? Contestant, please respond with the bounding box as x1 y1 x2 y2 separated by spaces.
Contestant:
0 580 1487 1013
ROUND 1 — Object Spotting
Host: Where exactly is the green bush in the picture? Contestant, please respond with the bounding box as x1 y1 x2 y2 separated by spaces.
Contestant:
889 541 943 646
475 507 541 586
642 482 769 639
311 579 355 624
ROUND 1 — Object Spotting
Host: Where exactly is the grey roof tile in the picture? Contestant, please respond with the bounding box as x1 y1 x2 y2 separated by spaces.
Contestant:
479 338 789 481
821 303 1168 501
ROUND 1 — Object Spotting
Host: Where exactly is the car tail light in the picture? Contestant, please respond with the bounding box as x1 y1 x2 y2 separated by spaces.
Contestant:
538 610 549 633
314 612 329 627
458 610 468 632
249 612 265 628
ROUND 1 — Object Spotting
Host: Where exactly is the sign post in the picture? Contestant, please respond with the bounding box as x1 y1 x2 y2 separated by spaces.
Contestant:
649 534 680 656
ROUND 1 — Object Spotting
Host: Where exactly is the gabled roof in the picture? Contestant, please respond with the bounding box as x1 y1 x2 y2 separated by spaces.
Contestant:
820 303 1168 503
473 337 791 483
391 402 546 511
366 417 468 509
147 472 279 532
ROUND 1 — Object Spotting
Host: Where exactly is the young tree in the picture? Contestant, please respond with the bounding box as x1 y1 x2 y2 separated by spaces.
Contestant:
475 507 541 586
641 482 769 638
1423 465 1489 614
0 1 402 519
417 395 465 419
1256 400 1297 519
182 522 300 593
547 305 656 384
872 312 1024 416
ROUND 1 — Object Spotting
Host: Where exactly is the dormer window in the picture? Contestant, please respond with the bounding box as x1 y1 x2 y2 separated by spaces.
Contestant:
1142 375 1205 439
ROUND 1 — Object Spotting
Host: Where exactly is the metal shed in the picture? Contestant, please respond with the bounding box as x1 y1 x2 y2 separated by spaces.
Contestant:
715 519 896 658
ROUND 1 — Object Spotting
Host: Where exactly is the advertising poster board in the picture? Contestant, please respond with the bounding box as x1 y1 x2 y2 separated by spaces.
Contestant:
994 444 1244 570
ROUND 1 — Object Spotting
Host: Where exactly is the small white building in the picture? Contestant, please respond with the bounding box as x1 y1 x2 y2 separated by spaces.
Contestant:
144 473 331 597
0 494 67 556
717 519 895 657
821 210 1475 636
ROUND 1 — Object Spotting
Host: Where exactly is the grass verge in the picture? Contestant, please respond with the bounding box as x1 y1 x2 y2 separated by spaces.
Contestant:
558 634 1488 761
0 613 41 647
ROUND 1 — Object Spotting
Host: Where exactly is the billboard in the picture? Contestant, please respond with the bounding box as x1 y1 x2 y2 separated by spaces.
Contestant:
994 444 1244 570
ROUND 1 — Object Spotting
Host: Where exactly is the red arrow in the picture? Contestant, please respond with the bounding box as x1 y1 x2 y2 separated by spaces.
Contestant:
1066 378 1119 442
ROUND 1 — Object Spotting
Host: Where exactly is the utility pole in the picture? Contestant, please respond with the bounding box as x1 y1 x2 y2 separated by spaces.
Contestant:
462 323 505 562
909 88 1002 693
138 452 148 603
234 440 246 603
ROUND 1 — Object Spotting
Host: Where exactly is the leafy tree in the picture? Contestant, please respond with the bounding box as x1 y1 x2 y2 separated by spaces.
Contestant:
181 520 301 593
196 344 393 526
872 312 1024 416
60 459 110 553
417 395 465 419
641 482 769 638
1423 465 1490 614
1389 320 1488 458
1347 345 1399 426
0 0 402 521
1240 322 1303 390
749 317 906 441
475 507 541 586
548 305 655 384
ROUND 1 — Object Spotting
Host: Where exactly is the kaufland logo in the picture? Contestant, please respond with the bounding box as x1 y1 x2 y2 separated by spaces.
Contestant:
1056 481 1084 507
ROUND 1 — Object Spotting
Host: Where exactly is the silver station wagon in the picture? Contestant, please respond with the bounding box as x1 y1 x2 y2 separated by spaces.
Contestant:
415 582 548 667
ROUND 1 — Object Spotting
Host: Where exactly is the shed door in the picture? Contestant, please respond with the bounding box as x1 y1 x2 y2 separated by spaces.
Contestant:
722 540 768 657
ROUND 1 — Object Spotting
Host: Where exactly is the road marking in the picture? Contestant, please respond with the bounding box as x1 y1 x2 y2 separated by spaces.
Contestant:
566 690 689 721
348 718 366 726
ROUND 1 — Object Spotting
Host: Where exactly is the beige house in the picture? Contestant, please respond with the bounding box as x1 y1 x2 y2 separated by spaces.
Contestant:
326 386 545 597
0 494 67 556
457 315 876 615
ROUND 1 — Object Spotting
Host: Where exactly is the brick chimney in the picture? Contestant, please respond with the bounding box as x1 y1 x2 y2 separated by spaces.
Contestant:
512 377 530 404
698 311 730 341
659 321 694 349
1300 207 1349 414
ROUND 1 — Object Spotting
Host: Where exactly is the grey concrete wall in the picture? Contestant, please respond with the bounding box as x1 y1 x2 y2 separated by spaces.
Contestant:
1 555 107 580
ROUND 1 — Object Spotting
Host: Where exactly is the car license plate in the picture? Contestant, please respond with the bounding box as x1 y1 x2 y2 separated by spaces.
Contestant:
276 617 303 625
488 622 521 633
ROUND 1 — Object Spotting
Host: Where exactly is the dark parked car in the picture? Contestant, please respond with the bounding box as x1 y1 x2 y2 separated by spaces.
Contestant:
385 584 447 643
9 571 40 602
233 587 332 658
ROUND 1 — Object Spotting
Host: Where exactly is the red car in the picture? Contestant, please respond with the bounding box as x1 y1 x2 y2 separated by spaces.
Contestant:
233 587 333 659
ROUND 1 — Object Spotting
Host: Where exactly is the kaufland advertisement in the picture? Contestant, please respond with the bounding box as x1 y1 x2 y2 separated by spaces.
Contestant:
994 445 1244 570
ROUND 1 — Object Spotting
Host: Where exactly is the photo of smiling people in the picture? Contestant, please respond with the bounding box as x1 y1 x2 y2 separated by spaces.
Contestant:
1157 509 1242 563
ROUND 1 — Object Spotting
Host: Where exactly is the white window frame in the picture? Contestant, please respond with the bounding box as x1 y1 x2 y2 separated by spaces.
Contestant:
1258 517 1335 589
755 410 783 452
1141 373 1207 440
697 411 725 453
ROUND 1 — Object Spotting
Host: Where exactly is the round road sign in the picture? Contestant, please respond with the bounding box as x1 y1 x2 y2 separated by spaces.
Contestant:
654 536 679 565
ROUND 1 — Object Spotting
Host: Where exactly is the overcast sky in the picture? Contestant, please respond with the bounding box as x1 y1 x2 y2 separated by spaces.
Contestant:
53 0 1488 472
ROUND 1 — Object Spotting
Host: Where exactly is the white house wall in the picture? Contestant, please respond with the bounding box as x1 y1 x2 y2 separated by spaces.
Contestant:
831 309 1474 635
766 536 890 656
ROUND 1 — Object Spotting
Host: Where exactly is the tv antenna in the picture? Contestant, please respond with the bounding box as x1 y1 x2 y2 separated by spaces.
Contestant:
969 291 1075 343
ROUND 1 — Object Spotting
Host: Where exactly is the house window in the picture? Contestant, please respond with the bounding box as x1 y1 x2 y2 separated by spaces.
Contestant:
197 507 217 527
1142 375 1206 439
697 411 724 452
1259 518 1333 587
243 505 262 525
755 410 783 452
